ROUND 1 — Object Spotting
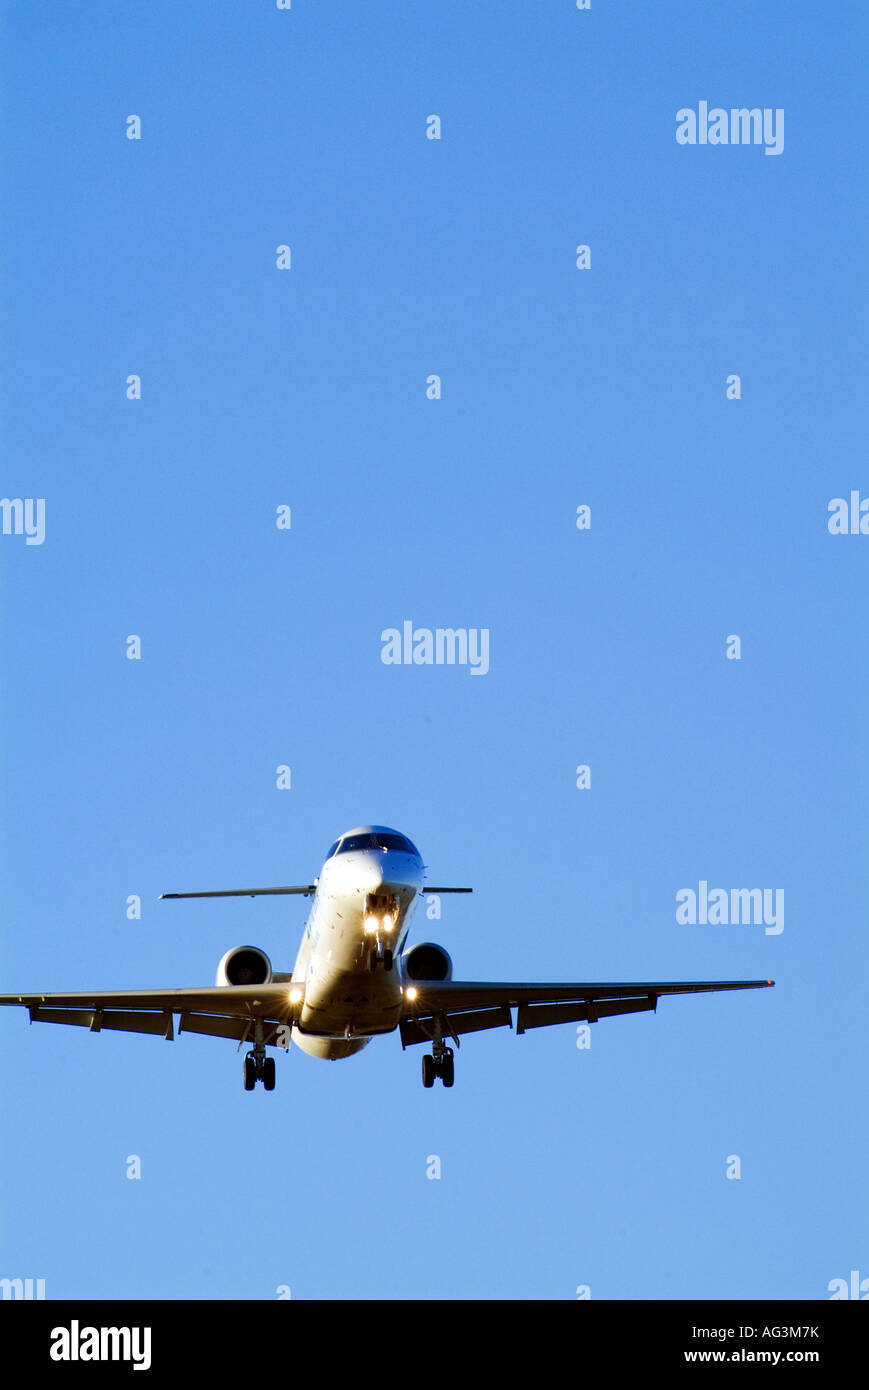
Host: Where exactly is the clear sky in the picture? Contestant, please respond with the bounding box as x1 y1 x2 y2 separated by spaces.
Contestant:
1 1 866 1301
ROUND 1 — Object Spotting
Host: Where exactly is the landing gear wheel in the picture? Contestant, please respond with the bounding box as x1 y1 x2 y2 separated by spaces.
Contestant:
440 1051 454 1087
263 1056 276 1091
243 1054 257 1091
422 1054 435 1088
369 949 378 972
383 948 393 972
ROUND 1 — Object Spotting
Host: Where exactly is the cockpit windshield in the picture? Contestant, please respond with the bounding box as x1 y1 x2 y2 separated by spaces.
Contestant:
336 831 418 856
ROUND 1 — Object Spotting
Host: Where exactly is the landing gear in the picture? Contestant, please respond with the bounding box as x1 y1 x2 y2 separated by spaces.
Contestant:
421 1046 454 1087
243 1048 277 1090
368 942 394 972
421 1015 455 1088
364 893 398 971
243 1019 277 1091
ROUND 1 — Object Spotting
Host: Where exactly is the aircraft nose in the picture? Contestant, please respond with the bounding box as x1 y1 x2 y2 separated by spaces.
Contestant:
361 852 422 897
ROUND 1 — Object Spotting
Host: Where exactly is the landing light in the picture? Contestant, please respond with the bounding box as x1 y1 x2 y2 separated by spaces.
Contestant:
382 913 395 931
364 916 380 934
405 986 418 1001
289 988 303 1003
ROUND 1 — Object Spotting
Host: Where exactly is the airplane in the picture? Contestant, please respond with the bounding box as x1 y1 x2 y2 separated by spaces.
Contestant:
0 825 774 1090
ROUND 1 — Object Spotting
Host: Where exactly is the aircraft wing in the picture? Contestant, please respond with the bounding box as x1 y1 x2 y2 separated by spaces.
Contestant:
398 978 774 1047
160 886 317 899
0 985 305 1045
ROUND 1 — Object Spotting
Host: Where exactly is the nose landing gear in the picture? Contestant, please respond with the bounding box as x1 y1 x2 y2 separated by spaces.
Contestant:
365 893 398 971
368 942 394 972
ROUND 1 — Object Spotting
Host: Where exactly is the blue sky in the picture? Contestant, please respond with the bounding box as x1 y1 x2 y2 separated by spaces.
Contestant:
1 1 866 1300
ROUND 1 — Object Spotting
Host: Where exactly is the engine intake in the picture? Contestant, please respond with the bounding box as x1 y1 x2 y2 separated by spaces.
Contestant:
216 945 273 987
402 942 453 982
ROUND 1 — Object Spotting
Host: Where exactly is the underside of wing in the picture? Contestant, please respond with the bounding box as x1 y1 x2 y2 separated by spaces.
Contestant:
398 979 774 1047
0 985 305 1045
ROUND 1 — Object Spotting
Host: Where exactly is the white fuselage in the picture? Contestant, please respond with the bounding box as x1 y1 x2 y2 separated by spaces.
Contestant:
289 839 424 1059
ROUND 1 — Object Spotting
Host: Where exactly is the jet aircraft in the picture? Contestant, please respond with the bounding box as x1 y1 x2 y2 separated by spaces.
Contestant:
0 826 774 1089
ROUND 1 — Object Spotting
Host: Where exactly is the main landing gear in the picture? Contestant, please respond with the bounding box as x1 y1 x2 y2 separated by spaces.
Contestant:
422 1048 454 1087
422 1017 455 1088
243 1019 276 1091
244 1052 275 1090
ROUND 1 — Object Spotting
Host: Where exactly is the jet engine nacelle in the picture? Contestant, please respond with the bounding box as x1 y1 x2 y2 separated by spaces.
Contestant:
401 942 453 982
216 945 273 987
